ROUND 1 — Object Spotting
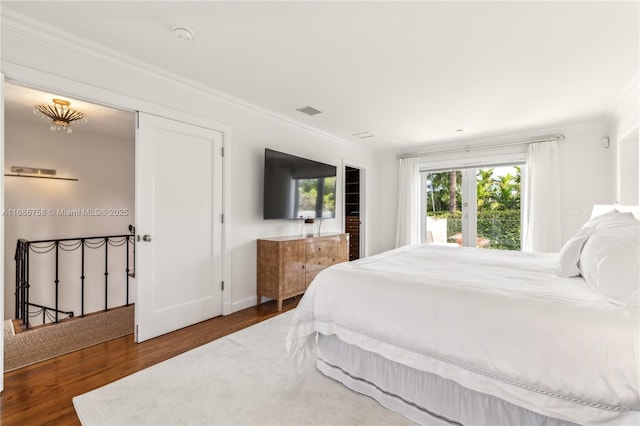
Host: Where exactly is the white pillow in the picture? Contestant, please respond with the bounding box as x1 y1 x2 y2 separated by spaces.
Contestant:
579 213 640 306
556 210 621 277
581 209 620 230
557 229 590 277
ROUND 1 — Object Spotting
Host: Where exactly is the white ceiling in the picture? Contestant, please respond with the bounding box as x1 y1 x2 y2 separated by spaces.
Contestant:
4 84 135 140
2 1 638 151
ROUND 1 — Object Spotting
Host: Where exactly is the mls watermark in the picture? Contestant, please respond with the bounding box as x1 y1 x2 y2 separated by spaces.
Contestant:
3 208 130 217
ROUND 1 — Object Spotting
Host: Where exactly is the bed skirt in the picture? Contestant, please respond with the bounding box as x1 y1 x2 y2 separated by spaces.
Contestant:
316 333 578 426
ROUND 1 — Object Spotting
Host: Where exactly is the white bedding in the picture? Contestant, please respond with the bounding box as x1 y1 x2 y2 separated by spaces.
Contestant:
286 244 640 425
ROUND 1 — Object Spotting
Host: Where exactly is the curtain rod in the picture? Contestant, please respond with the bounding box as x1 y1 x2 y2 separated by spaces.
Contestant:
396 134 565 160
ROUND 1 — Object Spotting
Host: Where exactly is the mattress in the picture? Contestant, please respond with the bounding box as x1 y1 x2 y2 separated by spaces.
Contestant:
286 244 640 425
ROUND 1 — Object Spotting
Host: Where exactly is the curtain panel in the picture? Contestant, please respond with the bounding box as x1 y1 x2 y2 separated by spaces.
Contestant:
522 141 561 252
395 157 421 247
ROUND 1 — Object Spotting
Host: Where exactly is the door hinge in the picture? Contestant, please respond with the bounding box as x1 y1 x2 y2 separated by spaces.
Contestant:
221 147 225 157
221 281 225 291
221 213 224 224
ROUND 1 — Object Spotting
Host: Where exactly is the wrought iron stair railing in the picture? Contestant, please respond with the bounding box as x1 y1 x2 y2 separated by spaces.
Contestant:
14 227 135 329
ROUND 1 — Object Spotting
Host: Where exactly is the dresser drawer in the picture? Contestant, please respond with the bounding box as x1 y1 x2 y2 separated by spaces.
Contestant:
305 240 334 272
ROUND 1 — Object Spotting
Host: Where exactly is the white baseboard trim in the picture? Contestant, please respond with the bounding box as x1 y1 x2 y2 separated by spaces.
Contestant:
228 295 262 314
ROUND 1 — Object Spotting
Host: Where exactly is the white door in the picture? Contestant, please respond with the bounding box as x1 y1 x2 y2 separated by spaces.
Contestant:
135 112 223 342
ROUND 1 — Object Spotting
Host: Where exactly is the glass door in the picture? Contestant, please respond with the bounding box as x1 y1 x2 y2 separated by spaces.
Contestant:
422 164 523 250
422 169 463 246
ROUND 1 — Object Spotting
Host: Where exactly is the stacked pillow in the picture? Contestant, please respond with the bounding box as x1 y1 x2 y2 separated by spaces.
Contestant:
557 210 640 307
556 210 619 278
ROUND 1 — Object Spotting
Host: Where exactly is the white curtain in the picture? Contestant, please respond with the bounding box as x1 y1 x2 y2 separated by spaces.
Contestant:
522 141 561 252
395 157 421 247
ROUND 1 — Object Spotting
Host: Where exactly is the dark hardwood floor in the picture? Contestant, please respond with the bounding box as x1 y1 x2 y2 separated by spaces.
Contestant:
1 298 298 425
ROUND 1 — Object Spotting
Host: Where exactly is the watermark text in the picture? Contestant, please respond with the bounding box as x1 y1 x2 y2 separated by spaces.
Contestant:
3 208 129 217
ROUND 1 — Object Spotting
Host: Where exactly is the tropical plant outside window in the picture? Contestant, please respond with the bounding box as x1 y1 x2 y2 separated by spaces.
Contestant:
425 166 521 250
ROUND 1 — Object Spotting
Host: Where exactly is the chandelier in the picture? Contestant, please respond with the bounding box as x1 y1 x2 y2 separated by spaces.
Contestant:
33 99 87 133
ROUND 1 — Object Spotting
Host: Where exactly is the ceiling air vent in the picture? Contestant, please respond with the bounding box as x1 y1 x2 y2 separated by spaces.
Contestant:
296 106 322 116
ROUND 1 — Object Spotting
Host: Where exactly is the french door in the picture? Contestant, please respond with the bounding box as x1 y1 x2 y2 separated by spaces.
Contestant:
135 113 223 342
421 164 523 251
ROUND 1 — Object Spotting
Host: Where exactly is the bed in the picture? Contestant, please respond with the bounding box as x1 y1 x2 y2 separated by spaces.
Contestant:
286 209 639 425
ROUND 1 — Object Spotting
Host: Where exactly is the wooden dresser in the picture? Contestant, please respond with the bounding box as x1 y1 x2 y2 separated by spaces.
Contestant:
257 233 348 311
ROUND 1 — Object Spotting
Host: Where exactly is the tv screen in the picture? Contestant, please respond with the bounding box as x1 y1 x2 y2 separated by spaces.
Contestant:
263 149 337 220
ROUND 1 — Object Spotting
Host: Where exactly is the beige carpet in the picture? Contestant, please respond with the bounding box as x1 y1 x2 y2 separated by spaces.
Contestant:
73 310 412 425
4 305 134 372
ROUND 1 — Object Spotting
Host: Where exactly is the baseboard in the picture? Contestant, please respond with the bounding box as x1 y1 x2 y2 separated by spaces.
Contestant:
228 295 261 314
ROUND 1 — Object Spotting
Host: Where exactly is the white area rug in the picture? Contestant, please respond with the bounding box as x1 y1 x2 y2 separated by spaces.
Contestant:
73 310 411 425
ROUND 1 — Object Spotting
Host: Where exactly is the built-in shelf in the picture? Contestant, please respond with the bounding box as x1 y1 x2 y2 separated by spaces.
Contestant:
344 166 361 260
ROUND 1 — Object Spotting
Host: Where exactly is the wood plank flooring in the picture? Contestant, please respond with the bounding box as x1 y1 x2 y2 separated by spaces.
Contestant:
1 299 298 425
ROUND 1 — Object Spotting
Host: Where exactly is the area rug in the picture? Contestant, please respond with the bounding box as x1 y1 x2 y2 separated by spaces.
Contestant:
73 310 411 425
4 305 134 372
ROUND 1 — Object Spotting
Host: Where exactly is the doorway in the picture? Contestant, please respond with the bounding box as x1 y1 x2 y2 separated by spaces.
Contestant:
3 82 137 324
3 81 226 346
3 82 138 370
344 165 362 260
421 164 524 250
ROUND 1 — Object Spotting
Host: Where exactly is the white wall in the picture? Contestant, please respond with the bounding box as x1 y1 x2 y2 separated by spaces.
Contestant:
1 22 374 314
227 118 372 311
3 115 135 320
370 121 616 255
617 128 639 205
610 76 639 204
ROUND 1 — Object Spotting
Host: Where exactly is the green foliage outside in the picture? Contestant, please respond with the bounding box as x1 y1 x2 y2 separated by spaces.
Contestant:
428 210 521 250
426 167 521 250
425 171 462 212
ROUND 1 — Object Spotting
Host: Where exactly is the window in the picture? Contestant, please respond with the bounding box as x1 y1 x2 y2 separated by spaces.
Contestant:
421 164 524 251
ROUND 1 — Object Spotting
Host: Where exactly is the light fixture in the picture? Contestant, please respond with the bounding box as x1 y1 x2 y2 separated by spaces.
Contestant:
5 166 78 181
33 99 87 133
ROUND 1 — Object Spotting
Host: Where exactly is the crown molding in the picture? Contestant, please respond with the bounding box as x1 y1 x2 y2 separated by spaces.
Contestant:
0 8 364 151
387 117 611 158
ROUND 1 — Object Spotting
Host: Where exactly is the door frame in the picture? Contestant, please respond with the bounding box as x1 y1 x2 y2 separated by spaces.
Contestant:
1 64 233 339
0 72 5 391
342 158 366 258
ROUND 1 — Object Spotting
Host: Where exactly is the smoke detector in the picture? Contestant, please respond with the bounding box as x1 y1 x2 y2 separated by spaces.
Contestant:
174 27 194 41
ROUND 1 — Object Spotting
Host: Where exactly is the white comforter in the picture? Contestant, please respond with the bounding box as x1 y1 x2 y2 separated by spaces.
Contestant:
286 244 640 425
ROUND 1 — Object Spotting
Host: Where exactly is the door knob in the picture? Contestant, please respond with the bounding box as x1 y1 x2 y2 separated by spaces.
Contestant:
142 234 152 242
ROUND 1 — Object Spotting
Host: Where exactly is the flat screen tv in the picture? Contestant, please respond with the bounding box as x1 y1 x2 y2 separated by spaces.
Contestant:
263 148 337 220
